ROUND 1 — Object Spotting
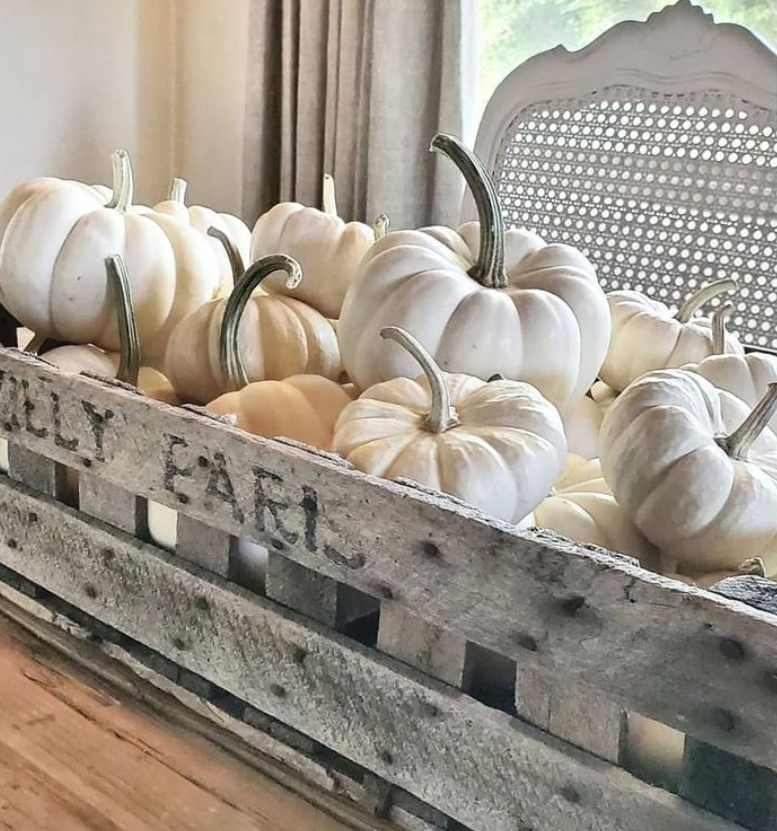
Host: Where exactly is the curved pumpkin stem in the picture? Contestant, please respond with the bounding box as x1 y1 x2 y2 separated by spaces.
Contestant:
167 177 188 203
373 213 390 241
380 326 459 433
716 382 777 460
105 254 140 387
430 133 507 290
207 226 246 287
674 279 737 323
322 173 338 216
712 302 733 355
106 149 134 213
219 254 302 392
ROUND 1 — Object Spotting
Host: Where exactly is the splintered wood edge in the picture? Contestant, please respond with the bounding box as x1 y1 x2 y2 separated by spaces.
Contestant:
0 348 776 772
0 479 741 831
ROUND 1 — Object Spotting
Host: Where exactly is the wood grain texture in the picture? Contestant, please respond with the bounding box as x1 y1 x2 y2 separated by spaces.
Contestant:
0 607 355 830
0 351 776 771
0 474 743 831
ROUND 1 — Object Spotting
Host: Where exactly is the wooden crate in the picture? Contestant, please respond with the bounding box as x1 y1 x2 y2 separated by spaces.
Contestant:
0 346 774 831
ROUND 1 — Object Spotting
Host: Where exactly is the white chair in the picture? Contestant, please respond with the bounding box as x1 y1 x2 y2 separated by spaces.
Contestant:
467 0 777 350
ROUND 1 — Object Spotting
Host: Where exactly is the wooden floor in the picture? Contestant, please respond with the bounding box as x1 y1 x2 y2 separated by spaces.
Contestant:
0 611 357 831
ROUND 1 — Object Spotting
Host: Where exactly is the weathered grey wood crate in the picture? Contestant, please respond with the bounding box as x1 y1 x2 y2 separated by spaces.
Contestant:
0 345 775 831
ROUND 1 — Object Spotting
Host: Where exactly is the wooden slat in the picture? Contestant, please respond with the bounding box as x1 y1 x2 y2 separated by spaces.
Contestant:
0 351 776 771
79 474 147 536
0 475 744 831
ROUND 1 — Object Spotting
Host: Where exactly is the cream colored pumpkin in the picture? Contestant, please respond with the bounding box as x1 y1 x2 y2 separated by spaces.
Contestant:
209 375 352 450
250 174 383 319
0 150 219 360
526 454 659 569
600 280 742 392
600 369 777 573
338 135 610 406
154 178 251 298
165 253 341 405
333 326 566 522
41 255 178 405
685 303 777 432
559 396 603 460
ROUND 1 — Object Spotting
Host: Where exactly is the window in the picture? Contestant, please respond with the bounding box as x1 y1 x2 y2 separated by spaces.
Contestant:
479 0 777 113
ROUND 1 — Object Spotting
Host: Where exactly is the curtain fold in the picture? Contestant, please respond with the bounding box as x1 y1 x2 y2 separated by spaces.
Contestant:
242 0 477 229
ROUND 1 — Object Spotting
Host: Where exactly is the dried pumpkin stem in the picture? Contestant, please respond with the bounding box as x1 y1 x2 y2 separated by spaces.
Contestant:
738 557 766 577
712 302 733 355
373 213 390 241
207 226 246 287
430 133 507 290
106 149 134 213
716 382 777 460
167 177 188 203
105 254 140 387
675 279 737 323
219 254 302 392
322 173 338 216
380 326 459 433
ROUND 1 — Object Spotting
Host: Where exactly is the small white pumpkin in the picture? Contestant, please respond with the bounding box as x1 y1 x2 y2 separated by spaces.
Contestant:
600 280 742 392
0 150 219 360
165 240 341 405
333 326 566 522
685 303 777 432
526 454 659 569
250 174 385 319
338 134 610 406
600 369 777 573
154 178 251 298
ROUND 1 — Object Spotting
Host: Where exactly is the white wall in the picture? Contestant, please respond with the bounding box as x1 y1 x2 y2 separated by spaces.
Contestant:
0 0 249 215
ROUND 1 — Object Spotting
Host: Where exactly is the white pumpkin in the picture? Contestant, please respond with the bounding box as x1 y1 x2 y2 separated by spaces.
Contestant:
559 396 603 460
685 303 777 432
338 134 610 406
526 454 660 569
42 255 178 405
154 178 251 298
590 380 618 411
600 369 777 573
600 280 742 392
333 326 566 522
164 253 341 405
250 174 384 319
0 150 219 360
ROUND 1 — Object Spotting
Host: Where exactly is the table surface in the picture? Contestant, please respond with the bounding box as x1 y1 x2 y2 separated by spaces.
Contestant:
0 609 357 831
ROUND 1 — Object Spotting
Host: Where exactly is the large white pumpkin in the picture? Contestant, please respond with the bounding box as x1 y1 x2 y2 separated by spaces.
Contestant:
338 134 610 406
600 280 742 392
250 174 383 319
0 150 219 359
333 326 566 522
154 178 251 298
600 369 777 573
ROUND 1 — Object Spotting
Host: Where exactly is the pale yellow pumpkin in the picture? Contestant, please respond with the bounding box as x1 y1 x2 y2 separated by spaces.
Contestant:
333 327 566 522
209 375 352 451
164 246 342 405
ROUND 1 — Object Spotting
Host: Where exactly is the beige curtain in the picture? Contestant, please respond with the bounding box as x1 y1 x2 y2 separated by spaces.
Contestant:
242 0 478 229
